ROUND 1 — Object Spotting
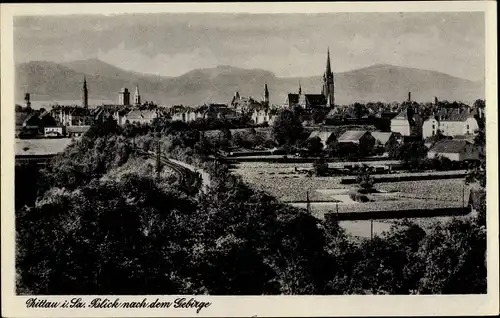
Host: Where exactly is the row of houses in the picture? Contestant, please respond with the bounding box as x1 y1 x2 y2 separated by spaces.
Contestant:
390 103 483 139
307 129 402 152
306 128 481 162
168 104 278 126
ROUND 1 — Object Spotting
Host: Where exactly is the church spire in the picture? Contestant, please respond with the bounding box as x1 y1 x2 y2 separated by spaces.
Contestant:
82 76 88 108
323 48 335 107
134 85 141 106
263 83 269 105
326 47 332 75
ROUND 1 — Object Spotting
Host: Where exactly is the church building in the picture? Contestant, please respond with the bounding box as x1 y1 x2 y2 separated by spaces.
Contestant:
284 48 335 109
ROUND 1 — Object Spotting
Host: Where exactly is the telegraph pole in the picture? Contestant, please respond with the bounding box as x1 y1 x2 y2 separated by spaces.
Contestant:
306 190 311 214
462 181 466 213
336 201 339 221
370 219 374 239
156 139 161 182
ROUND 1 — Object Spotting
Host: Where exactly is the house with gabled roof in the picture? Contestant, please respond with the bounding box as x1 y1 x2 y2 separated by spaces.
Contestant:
427 139 480 162
390 104 423 137
124 109 159 125
371 131 402 151
337 130 376 152
307 131 336 149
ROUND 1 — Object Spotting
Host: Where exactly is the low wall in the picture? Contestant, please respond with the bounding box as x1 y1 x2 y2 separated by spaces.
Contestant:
324 206 470 221
340 172 467 184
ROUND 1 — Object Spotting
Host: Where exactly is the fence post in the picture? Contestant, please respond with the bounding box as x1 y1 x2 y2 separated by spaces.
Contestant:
156 139 161 181
370 219 374 239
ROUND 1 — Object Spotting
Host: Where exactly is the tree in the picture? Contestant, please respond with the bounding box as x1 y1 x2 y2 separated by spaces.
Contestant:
352 103 368 119
16 173 199 295
271 110 304 146
305 137 324 156
85 116 122 139
356 165 375 193
466 128 486 188
473 99 485 110
416 219 486 294
313 158 329 176
399 141 428 171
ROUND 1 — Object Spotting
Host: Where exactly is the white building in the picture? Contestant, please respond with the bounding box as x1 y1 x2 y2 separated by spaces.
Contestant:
422 108 479 138
44 126 65 137
125 110 159 125
251 109 276 126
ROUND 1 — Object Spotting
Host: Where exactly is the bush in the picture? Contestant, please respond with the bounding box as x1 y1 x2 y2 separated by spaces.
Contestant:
356 165 375 192
313 159 329 176
348 190 370 202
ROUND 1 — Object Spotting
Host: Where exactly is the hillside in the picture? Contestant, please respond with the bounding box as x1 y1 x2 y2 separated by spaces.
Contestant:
15 59 484 107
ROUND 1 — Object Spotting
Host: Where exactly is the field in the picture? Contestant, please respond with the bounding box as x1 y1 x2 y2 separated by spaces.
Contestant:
233 162 470 201
16 138 74 156
232 162 472 228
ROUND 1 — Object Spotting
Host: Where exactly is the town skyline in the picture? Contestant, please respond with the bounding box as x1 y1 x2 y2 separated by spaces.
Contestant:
14 12 485 81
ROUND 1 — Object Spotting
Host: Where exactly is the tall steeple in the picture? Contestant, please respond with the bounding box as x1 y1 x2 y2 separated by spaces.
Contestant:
134 85 141 106
24 92 31 109
263 83 269 105
323 47 335 107
82 76 88 108
326 47 332 75
298 81 302 95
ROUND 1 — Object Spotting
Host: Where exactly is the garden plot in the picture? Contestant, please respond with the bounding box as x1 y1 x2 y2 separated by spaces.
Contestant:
233 163 470 211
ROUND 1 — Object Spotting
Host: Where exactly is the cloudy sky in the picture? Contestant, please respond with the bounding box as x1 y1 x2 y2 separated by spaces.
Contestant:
14 12 485 81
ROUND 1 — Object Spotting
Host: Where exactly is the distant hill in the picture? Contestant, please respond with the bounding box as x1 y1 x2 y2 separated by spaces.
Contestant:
15 59 484 107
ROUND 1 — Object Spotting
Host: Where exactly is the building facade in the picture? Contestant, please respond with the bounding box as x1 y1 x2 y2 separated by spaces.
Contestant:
283 49 335 109
422 108 479 138
134 85 141 106
119 88 131 106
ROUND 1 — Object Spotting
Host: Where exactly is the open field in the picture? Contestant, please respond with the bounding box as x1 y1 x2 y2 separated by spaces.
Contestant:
232 162 471 204
16 138 74 156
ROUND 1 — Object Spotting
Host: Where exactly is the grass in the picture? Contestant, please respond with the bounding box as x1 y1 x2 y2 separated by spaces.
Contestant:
16 138 74 156
233 162 470 208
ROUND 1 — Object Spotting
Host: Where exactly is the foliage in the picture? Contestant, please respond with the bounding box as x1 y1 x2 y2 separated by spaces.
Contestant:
313 158 329 176
15 115 487 295
271 109 305 146
356 165 375 192
416 218 486 294
305 136 324 156
398 141 429 171
85 116 122 139
348 190 370 203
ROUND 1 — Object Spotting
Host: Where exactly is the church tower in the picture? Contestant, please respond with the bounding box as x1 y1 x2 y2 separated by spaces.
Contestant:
134 85 141 106
82 76 88 108
263 84 269 106
24 92 31 109
322 48 335 107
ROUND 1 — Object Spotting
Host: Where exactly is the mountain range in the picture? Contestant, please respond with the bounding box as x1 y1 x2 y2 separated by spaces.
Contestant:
15 59 484 107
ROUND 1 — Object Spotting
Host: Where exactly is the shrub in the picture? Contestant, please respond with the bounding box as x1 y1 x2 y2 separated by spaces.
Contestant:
356 165 375 192
313 159 329 176
349 190 370 202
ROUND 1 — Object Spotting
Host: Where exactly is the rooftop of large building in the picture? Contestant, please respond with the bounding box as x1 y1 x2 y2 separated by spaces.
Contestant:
429 139 472 153
337 130 370 142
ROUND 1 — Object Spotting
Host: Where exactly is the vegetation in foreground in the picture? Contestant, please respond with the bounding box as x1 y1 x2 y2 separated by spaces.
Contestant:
15 117 486 295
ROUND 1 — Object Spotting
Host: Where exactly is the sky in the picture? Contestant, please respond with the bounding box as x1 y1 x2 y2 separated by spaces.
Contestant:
14 12 485 81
